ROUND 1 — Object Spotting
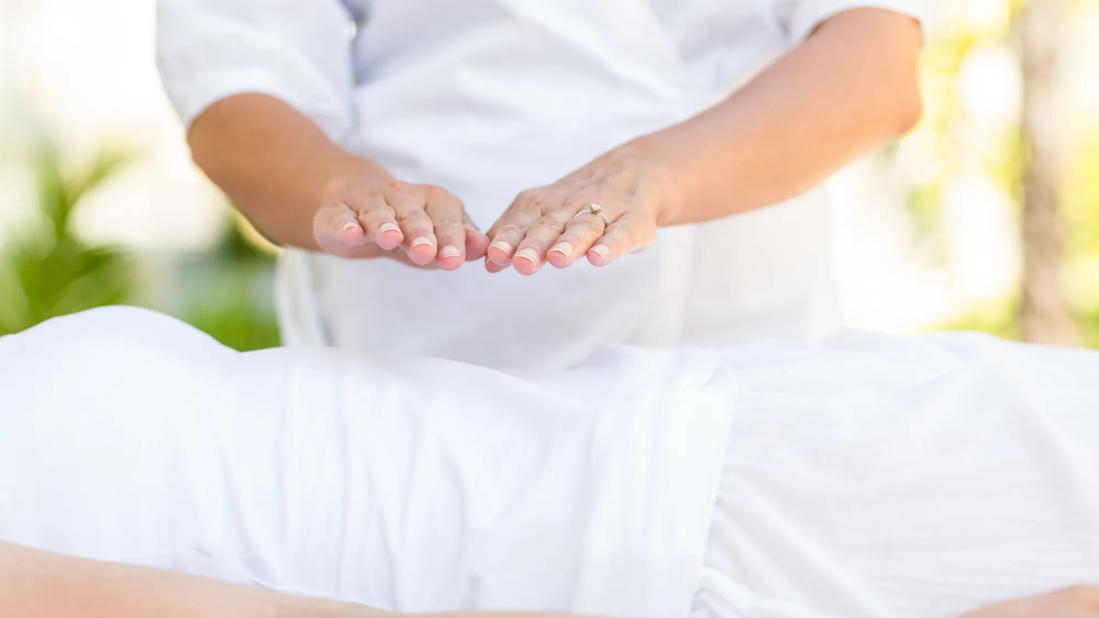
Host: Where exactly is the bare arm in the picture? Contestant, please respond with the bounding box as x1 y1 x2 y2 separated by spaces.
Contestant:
0 542 586 618
187 94 388 252
647 6 923 225
958 586 1099 617
483 7 923 274
7 541 1097 618
187 94 489 268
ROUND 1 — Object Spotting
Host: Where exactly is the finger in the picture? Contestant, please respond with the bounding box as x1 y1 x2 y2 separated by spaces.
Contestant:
464 214 490 261
511 209 572 276
546 207 608 269
586 212 655 267
345 192 403 251
486 192 544 266
424 186 467 271
484 258 508 274
313 201 369 255
369 245 439 270
385 183 437 266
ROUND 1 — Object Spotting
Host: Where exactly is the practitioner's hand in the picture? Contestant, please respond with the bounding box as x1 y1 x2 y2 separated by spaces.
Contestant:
484 142 674 275
313 180 490 270
960 586 1099 617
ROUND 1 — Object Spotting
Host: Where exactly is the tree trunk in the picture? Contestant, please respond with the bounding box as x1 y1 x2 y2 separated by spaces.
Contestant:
1016 0 1080 345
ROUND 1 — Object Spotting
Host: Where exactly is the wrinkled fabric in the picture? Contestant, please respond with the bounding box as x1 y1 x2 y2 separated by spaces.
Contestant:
694 331 1099 617
0 307 733 617
6 306 1092 618
157 0 925 369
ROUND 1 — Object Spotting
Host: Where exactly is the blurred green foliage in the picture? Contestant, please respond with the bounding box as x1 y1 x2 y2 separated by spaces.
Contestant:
0 136 279 350
0 141 134 334
164 218 280 351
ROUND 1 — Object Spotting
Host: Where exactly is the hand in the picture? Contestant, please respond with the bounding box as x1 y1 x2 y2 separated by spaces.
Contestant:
961 587 1099 617
313 180 489 270
484 143 673 275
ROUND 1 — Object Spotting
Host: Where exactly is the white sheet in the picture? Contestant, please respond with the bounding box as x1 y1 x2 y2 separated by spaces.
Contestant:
695 331 1099 617
0 307 732 618
2 307 1099 618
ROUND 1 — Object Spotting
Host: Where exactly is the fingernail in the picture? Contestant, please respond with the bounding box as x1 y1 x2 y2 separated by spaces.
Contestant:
438 245 461 259
591 245 609 258
380 222 400 234
549 242 572 257
514 248 539 264
411 237 435 249
341 221 360 232
490 241 513 255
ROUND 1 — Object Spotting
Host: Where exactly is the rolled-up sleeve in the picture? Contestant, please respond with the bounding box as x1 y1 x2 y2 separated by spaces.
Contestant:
156 0 356 139
772 0 928 45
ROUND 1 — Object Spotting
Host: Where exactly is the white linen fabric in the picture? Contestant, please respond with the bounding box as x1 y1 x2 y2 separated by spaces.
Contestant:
157 0 925 369
6 306 1098 617
0 307 734 618
694 331 1099 617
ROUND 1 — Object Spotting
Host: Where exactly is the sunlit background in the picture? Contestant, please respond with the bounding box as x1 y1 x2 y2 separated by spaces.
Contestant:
1 0 1097 350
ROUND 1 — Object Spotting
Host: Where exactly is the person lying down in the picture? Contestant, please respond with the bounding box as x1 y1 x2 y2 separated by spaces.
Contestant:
1 307 1098 618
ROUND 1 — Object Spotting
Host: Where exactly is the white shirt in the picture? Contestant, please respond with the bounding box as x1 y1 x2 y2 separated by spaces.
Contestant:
157 0 923 368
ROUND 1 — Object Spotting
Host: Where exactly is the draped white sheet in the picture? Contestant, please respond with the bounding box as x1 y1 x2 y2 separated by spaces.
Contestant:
2 307 1099 618
0 307 732 618
695 331 1099 617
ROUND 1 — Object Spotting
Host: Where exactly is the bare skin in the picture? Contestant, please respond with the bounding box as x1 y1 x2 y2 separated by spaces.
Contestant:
485 7 922 274
3 542 1095 617
187 8 921 275
0 542 584 618
959 586 1099 618
186 96 490 270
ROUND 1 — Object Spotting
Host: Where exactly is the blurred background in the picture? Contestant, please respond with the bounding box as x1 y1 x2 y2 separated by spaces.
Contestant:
0 0 1096 351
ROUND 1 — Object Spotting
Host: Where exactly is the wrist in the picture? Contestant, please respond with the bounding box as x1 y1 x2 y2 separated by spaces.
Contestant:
617 135 685 227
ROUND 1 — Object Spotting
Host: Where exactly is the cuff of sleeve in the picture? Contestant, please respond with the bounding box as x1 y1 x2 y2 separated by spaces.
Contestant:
164 66 350 139
787 1 927 44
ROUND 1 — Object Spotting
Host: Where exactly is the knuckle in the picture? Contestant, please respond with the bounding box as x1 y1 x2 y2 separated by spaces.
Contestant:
516 188 551 211
359 185 385 200
343 188 370 203
396 208 428 223
497 223 525 236
423 184 455 202
435 220 465 233
356 205 386 220
531 216 565 233
516 200 542 215
384 179 410 193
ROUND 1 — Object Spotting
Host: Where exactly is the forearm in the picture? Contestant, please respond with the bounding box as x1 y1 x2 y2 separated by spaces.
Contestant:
187 93 393 250
0 542 588 618
0 541 385 618
641 7 923 226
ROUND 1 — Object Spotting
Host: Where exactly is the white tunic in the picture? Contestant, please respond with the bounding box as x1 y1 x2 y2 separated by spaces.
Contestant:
156 0 924 368
3 308 1099 617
